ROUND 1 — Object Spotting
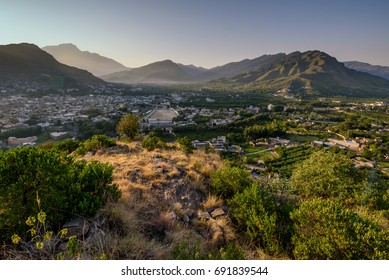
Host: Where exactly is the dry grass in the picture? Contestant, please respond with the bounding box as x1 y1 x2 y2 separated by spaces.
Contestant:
202 195 224 209
80 141 226 259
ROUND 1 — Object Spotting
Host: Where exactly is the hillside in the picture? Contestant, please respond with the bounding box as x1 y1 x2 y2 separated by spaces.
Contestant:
344 61 389 81
101 60 196 84
0 43 105 91
42 43 128 77
197 53 287 81
214 51 389 97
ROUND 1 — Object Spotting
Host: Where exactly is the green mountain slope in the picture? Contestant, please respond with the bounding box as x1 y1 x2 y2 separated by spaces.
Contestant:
216 51 389 97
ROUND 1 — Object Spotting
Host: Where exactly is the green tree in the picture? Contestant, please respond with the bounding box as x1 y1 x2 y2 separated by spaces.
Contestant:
116 114 140 139
290 150 364 199
291 198 388 259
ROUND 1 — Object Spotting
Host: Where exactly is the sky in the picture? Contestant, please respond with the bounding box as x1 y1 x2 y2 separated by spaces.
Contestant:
1 0 389 68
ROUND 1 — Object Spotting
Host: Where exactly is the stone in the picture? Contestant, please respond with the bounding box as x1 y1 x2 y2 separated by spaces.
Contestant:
197 211 211 220
166 211 177 220
211 208 225 218
62 217 90 238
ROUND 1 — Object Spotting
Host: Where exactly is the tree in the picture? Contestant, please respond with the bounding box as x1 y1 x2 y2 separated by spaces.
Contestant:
290 150 364 199
116 114 140 139
291 198 388 259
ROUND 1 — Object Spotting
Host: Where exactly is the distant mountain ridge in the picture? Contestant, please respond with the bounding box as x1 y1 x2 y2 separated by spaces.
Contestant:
1 43 389 97
0 43 105 91
42 43 128 76
101 60 202 84
212 51 389 97
343 61 389 81
101 54 287 84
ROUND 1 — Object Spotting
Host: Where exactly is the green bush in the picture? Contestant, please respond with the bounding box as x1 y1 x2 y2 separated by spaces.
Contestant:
210 167 251 200
0 146 120 242
290 150 364 199
40 138 81 154
141 132 166 151
83 134 116 152
177 136 195 154
291 198 389 259
229 183 294 255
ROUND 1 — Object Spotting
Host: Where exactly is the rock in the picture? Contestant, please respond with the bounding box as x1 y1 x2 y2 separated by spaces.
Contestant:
211 208 225 218
62 217 90 238
182 214 190 223
184 209 194 218
156 168 164 174
197 211 211 220
166 211 177 220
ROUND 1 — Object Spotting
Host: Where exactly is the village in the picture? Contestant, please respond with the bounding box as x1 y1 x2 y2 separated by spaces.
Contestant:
1 91 387 177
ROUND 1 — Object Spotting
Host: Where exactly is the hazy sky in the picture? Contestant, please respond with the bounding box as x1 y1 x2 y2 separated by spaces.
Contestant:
1 0 388 68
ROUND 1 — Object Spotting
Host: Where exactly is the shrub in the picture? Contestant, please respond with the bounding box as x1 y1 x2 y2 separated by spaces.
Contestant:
229 183 294 255
291 198 389 259
177 136 195 154
290 150 364 199
0 146 120 242
83 134 116 152
141 132 166 151
210 167 251 200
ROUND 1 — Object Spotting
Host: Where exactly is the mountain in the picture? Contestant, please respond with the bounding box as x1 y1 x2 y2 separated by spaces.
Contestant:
198 53 287 81
343 61 389 81
214 51 389 97
42 43 128 77
0 43 105 91
101 59 196 84
177 63 208 76
101 54 287 84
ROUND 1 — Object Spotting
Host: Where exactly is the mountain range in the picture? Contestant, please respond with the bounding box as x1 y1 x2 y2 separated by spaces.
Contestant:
214 50 389 97
42 43 128 76
1 42 389 97
101 50 389 97
0 43 104 91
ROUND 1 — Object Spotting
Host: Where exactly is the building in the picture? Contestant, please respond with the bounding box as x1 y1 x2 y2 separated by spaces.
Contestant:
143 108 179 127
7 136 37 146
50 132 69 140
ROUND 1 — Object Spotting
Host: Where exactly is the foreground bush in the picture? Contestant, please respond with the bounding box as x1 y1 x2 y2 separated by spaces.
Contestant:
291 198 388 259
210 167 251 200
229 183 294 255
83 134 116 152
0 146 120 242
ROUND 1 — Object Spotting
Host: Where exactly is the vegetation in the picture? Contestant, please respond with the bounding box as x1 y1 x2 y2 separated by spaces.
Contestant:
290 150 364 199
291 198 388 259
116 113 140 139
0 146 120 242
